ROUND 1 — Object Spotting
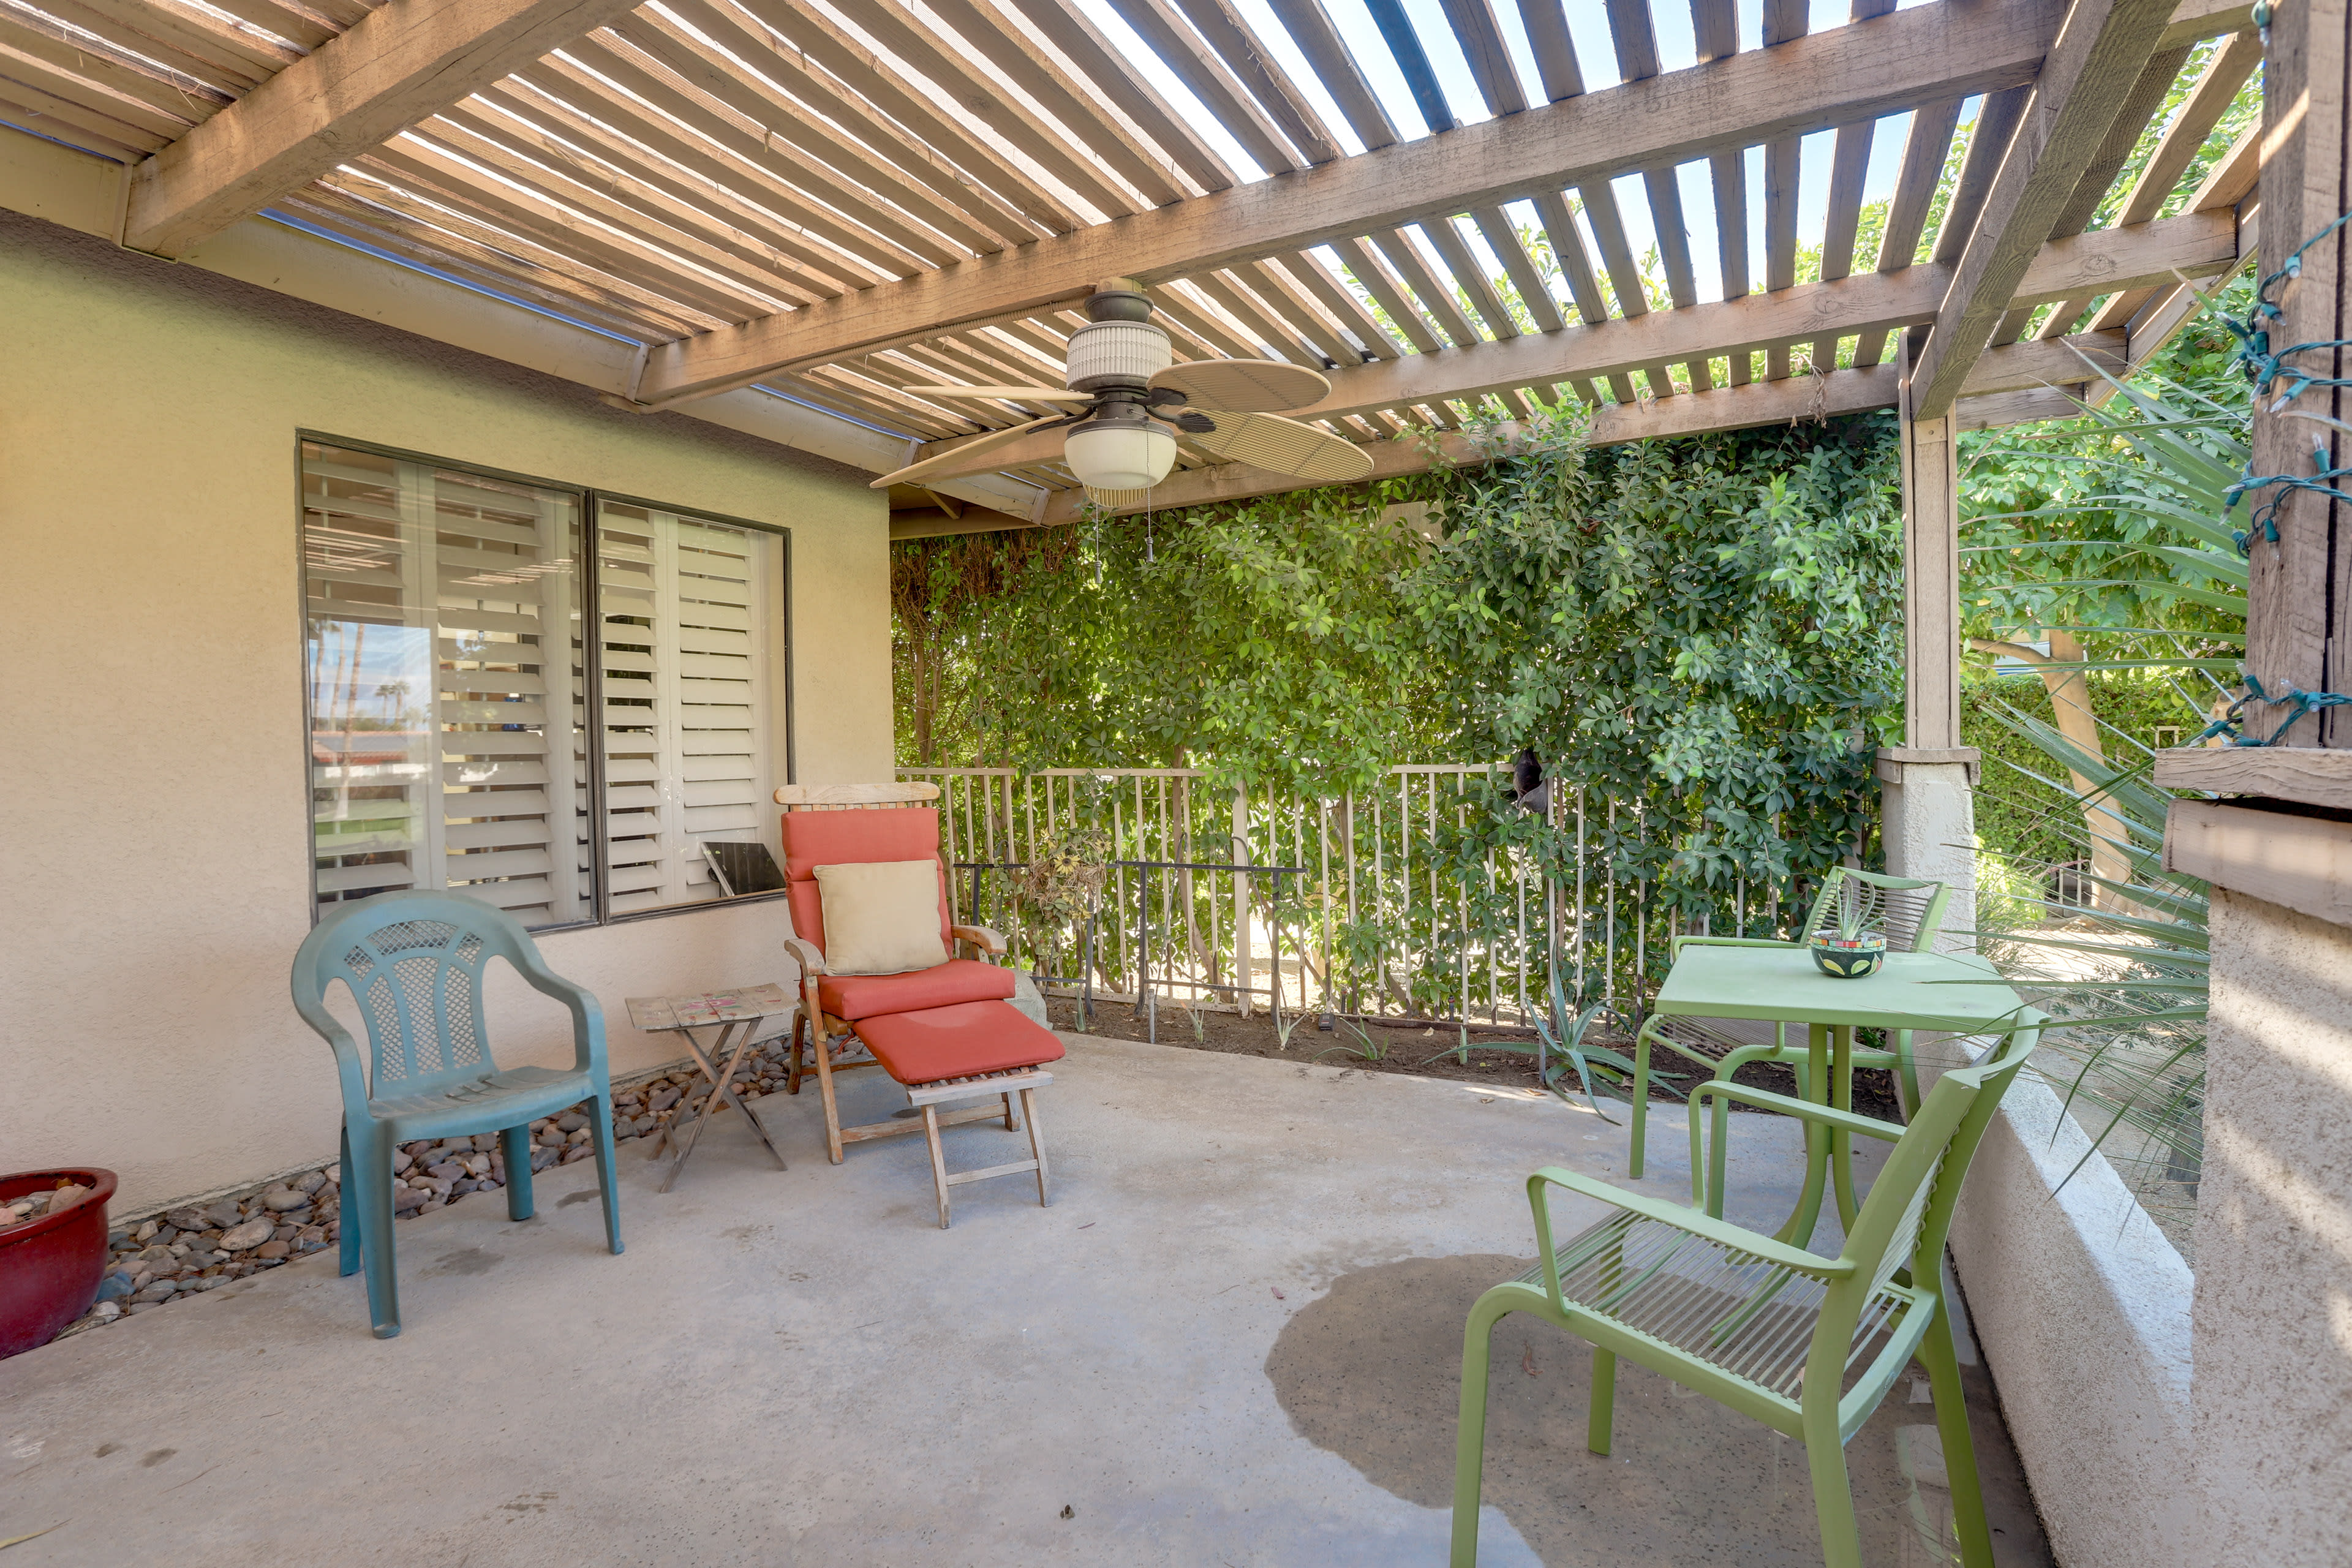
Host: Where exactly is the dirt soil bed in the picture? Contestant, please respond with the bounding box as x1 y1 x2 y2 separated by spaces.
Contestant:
1039 995 1905 1123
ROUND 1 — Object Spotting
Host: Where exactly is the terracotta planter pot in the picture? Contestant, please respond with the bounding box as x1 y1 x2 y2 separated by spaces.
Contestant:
0 1168 118 1359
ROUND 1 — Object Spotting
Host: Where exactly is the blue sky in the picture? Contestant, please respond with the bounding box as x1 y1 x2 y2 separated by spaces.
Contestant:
1066 0 1948 306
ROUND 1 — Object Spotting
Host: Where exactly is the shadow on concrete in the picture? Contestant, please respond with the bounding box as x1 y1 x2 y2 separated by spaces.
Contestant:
1267 1254 2055 1567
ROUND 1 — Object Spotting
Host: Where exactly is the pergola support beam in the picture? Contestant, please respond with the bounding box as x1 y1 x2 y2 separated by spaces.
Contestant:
1877 395 1977 946
1016 333 2124 527
1588 331 2127 443
1909 0 2180 418
1035 427 1509 524
123 0 646 258
913 207 2233 483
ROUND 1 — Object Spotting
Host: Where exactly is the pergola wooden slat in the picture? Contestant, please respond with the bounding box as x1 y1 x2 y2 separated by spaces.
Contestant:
630 1 2080 404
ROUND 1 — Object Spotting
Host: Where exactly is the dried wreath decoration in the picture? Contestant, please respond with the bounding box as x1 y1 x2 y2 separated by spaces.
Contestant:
1014 827 1111 929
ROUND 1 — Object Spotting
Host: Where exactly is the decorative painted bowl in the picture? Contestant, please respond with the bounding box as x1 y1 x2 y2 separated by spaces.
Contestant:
1810 933 1888 979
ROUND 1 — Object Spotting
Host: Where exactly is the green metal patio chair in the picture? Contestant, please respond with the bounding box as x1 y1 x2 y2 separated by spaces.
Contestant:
291 892 624 1338
1634 869 1955 1147
1452 1009 2038 1568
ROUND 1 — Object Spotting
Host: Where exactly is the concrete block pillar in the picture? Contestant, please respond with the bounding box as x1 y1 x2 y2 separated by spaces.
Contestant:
2198 884 2352 1566
2167 803 2352 1567
1877 754 1978 949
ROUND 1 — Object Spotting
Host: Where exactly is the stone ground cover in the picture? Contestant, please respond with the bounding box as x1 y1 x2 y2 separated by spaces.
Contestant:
50 1032 805 1344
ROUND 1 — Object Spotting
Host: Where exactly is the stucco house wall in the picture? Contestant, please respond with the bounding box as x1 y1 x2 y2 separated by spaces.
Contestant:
2195 886 2352 1567
0 211 892 1212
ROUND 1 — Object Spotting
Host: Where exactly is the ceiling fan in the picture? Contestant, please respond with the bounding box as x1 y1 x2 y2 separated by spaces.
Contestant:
870 287 1374 503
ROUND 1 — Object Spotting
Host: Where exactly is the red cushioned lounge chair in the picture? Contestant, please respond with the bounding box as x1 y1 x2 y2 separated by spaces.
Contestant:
774 783 1064 1228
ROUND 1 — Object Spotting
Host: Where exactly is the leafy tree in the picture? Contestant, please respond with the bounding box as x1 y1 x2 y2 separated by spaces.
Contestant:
1396 409 1902 920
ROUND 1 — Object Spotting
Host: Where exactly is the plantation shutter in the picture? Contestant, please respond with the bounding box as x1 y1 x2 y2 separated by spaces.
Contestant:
303 443 586 926
595 503 777 913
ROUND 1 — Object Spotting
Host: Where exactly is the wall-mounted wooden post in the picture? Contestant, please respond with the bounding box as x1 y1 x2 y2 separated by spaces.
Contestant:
2247 0 2350 743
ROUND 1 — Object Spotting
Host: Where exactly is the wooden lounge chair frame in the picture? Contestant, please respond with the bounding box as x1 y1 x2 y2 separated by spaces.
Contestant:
775 782 1053 1224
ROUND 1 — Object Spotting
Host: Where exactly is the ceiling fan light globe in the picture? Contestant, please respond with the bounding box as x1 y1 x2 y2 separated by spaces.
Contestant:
1065 421 1175 491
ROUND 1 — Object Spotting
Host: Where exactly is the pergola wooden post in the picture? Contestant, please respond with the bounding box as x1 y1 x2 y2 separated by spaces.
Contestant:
1879 397 1979 949
1877 0 2188 949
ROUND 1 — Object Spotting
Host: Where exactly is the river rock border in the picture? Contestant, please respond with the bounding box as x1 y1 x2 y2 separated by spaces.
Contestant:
53 1038 804 1343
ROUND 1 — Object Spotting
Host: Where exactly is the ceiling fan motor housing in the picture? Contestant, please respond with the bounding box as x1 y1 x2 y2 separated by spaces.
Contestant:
1064 319 1172 393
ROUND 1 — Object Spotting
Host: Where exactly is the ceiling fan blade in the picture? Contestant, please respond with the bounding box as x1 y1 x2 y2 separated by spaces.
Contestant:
1148 359 1330 413
1183 412 1373 483
869 415 1066 489
901 384 1095 403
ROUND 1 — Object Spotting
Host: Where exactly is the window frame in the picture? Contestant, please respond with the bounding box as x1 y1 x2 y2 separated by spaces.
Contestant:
296 431 796 932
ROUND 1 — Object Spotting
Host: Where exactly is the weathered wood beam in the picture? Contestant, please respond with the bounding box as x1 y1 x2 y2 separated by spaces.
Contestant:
2247 0 2348 747
891 502 1037 539
1953 385 2093 430
2154 0 2255 48
1035 428 1502 523
1909 0 2179 420
909 210 2234 480
633 0 2078 406
123 0 644 258
1901 408 1965 750
1017 334 2124 526
1586 331 2126 443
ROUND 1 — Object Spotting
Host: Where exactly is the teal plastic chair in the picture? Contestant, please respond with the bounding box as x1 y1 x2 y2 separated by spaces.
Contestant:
291 892 623 1338
1636 869 1956 1148
1452 1010 2039 1568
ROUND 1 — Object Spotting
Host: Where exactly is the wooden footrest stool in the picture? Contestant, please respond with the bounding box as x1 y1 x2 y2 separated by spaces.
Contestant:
818 998 1065 1229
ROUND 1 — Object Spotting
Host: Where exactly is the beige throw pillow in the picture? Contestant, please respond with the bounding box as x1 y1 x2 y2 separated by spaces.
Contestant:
813 860 949 976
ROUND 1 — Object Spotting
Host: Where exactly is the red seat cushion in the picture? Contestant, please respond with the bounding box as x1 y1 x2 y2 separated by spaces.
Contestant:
817 959 1014 1021
854 1000 1065 1086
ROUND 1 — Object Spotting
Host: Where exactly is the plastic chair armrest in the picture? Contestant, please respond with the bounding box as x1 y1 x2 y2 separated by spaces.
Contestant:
506 952 608 1075
950 924 1008 957
1526 1166 1856 1280
1689 1080 1905 1141
291 989 375 1112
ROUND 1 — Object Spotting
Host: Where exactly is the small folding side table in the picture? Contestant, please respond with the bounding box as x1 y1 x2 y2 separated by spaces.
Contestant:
625 984 796 1192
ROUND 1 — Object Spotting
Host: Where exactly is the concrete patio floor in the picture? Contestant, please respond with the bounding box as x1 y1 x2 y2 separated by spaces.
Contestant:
0 1033 2051 1566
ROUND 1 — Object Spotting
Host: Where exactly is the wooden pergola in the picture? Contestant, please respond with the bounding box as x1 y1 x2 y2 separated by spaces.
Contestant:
2 0 2270 834
1 0 2258 533
0 0 2269 843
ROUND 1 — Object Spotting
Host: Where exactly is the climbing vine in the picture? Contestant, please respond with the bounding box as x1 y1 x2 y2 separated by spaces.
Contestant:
891 404 1904 925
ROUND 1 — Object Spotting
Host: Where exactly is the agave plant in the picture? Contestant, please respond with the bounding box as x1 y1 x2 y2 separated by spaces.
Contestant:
1967 701 2210 1250
1959 352 2244 1254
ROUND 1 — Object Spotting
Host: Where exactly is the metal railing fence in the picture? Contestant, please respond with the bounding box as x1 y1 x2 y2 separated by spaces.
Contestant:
904 765 1826 1030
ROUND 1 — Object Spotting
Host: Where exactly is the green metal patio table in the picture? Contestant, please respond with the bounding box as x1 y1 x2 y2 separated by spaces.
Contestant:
1628 944 2024 1243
